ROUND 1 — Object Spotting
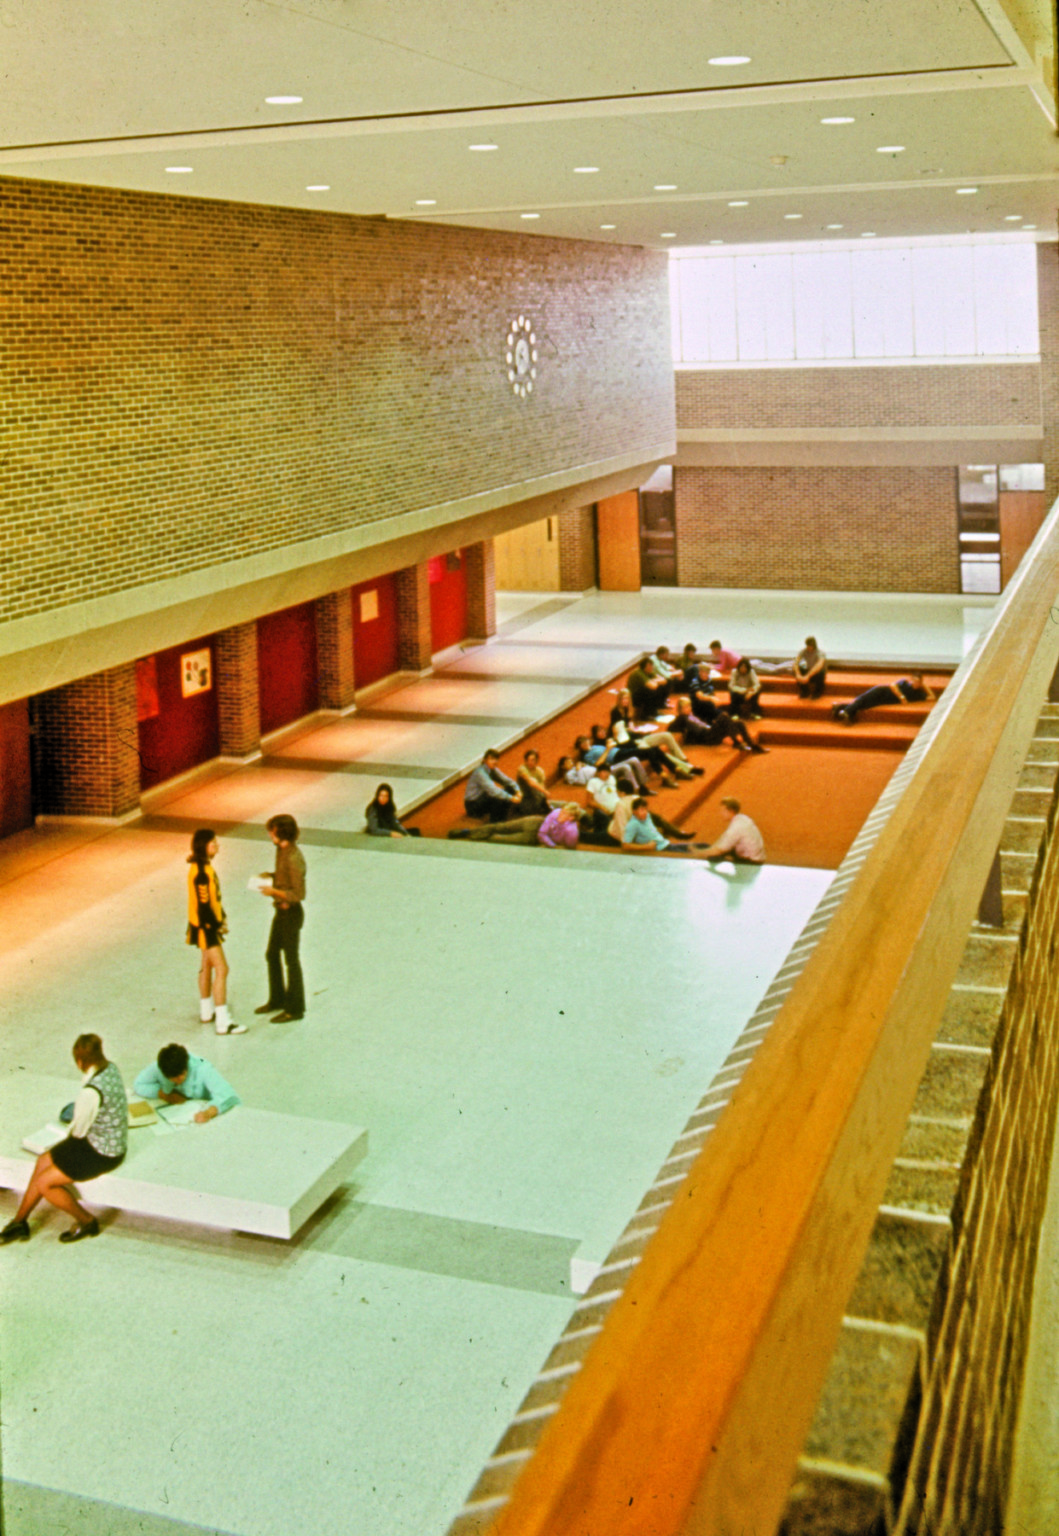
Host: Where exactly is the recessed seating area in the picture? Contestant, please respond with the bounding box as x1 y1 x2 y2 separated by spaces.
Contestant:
0 1073 367 1240
405 662 950 870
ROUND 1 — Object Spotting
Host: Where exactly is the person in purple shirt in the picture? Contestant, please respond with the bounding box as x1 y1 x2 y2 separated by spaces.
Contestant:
537 804 580 848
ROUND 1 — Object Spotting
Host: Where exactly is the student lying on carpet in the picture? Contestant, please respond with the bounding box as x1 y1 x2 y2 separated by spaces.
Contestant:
449 804 580 848
831 673 935 724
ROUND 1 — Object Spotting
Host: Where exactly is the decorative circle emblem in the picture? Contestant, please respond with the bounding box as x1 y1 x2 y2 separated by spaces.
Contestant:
506 315 538 398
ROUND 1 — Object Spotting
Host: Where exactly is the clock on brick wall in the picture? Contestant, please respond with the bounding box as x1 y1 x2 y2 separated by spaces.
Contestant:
505 315 538 399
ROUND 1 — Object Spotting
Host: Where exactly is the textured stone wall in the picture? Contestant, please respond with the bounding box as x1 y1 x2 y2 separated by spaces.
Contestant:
674 465 959 592
0 176 672 629
35 664 140 817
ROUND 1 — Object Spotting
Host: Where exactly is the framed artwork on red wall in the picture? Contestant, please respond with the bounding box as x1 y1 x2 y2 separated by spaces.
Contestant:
181 648 212 697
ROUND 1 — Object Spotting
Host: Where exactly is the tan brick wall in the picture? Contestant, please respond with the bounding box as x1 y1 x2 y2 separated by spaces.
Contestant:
464 541 497 641
675 362 1041 430
314 591 356 711
0 176 672 630
557 505 598 590
395 563 432 671
675 465 959 592
214 622 261 757
35 664 140 817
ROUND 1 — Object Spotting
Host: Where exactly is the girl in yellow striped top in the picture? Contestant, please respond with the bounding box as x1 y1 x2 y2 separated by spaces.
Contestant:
187 828 245 1035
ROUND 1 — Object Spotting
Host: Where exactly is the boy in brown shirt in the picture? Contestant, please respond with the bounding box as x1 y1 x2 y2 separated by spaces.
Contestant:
255 814 307 1022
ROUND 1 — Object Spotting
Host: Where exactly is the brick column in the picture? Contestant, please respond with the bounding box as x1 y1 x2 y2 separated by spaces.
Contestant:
214 621 261 758
314 590 357 710
36 663 140 818
395 561 433 671
558 505 598 591
464 540 497 641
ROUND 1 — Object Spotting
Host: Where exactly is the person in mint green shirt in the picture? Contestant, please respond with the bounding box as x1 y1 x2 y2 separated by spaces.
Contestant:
621 798 690 853
134 1044 240 1123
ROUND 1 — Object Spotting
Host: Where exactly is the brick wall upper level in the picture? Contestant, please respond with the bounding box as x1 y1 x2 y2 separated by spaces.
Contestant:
675 361 1042 431
0 176 673 630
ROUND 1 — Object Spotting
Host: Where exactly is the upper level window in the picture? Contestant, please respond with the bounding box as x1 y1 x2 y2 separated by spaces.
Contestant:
670 238 1039 366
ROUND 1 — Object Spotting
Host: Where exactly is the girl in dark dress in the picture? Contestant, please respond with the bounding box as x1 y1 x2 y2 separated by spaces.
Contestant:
365 783 422 837
187 828 243 1034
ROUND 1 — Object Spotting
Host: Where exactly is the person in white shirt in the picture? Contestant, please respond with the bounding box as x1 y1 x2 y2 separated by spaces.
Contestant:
698 796 766 864
585 765 694 845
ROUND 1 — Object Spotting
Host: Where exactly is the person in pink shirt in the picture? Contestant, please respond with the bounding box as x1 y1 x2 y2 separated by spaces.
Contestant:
698 796 766 864
707 639 741 676
537 804 580 848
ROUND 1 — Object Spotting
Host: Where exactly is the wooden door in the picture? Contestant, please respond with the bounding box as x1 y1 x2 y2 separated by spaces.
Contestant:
596 492 641 591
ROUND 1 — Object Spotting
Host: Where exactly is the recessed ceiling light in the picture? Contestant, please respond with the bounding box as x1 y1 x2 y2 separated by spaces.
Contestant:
660 232 677 239
414 199 437 206
826 223 844 230
600 223 616 230
956 187 978 195
784 213 803 220
574 166 599 174
861 231 877 237
469 143 498 152
654 184 677 191
165 166 193 174
265 95 303 105
821 116 855 125
876 145 905 154
728 200 749 208
1023 224 1038 230
306 184 330 191
709 239 724 245
1004 214 1022 221
708 55 751 65
520 212 540 219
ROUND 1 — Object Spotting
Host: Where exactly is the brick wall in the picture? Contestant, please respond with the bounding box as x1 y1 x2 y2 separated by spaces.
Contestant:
557 505 598 590
314 591 356 711
675 362 1041 431
395 563 433 671
214 622 261 758
0 176 673 630
464 541 497 642
675 465 959 592
35 664 140 817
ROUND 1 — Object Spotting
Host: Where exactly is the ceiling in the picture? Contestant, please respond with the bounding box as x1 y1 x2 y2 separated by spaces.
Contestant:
0 0 1055 248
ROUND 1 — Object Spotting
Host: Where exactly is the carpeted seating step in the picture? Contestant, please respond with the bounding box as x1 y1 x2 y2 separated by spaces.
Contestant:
757 700 935 728
759 720 916 751
754 670 950 700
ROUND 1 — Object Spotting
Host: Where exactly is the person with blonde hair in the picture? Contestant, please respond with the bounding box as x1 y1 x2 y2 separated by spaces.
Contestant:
1 1035 128 1245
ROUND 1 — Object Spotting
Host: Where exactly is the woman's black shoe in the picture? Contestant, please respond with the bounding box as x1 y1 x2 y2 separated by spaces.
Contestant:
59 1218 100 1244
0 1219 30 1244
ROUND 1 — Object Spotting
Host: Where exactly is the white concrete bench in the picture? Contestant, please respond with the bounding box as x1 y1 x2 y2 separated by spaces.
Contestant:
0 1072 367 1239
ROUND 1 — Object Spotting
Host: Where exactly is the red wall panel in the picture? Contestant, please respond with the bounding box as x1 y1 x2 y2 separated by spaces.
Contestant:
0 698 33 837
258 603 319 736
351 574 399 689
136 638 220 791
429 550 469 654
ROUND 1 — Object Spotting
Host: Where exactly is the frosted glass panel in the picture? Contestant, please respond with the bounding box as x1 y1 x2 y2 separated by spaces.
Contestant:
705 258 739 360
793 251 853 358
669 261 683 361
676 259 710 363
672 240 1039 364
853 249 914 357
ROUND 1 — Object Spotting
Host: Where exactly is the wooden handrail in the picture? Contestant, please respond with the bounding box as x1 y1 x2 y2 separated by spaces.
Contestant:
490 502 1059 1536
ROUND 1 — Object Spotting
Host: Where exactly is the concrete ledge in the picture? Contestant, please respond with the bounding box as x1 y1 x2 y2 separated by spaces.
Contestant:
0 1073 367 1240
